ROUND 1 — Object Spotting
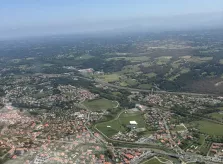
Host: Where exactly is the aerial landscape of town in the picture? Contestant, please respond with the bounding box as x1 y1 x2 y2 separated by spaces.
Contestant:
0 28 223 164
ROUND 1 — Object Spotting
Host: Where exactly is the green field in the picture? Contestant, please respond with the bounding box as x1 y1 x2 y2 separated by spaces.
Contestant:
207 112 223 122
126 79 138 86
119 65 141 75
198 134 206 145
96 112 146 137
155 56 172 65
191 120 223 136
141 157 168 164
119 112 146 128
180 68 190 74
83 98 118 111
138 84 152 89
168 74 180 81
98 74 120 82
119 79 138 87
96 119 125 137
76 54 93 60
172 125 186 132
219 107 223 110
146 73 157 78
199 141 212 155
141 158 161 164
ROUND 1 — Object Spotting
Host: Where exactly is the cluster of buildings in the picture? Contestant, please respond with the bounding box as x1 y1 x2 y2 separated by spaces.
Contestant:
111 131 138 142
4 73 98 110
0 100 109 163
210 143 223 157
106 148 145 164
145 94 163 106
78 68 104 76
58 85 98 102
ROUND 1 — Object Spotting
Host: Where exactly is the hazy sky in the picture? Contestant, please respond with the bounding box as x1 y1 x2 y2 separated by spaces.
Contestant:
1 0 223 39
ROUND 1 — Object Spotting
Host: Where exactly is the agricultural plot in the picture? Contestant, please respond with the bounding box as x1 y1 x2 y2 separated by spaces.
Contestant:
83 98 118 111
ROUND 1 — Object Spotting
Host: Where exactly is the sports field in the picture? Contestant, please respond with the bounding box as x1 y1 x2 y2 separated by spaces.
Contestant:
96 112 146 137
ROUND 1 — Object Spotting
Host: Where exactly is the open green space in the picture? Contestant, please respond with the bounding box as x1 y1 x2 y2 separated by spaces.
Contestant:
199 141 211 155
159 155 181 164
83 98 118 111
119 79 138 87
96 119 125 137
141 157 168 164
119 65 140 74
96 112 147 137
119 81 128 87
190 120 223 136
198 134 206 145
119 112 146 128
76 54 93 60
168 74 180 81
155 56 172 65
180 68 190 74
138 84 152 89
172 125 186 132
145 73 157 78
218 107 223 110
171 60 182 68
126 79 138 86
207 112 223 122
98 74 120 82
220 59 223 64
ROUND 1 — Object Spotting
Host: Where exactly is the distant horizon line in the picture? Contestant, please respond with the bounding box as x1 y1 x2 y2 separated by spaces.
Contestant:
1 25 223 42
